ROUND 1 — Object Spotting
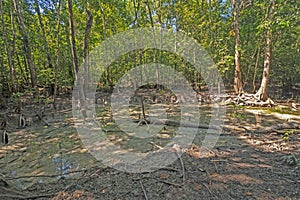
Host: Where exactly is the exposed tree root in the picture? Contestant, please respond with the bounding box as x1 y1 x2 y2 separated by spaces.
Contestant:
225 93 275 107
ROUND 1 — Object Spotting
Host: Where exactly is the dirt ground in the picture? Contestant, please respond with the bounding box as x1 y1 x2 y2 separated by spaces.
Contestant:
0 94 299 200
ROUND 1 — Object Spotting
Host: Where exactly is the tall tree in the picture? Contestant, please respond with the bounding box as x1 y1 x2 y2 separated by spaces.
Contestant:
233 0 243 94
82 8 93 97
13 0 37 89
53 0 61 108
67 0 86 114
0 0 18 93
145 0 160 85
255 0 275 101
67 0 79 81
34 0 54 95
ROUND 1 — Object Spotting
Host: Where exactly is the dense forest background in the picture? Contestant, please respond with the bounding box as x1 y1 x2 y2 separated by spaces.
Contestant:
0 0 299 101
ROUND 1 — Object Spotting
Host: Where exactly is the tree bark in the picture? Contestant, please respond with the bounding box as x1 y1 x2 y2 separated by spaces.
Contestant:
13 0 36 89
82 8 93 98
10 2 18 91
53 0 61 109
98 1 113 89
255 0 275 101
67 0 82 107
83 9 93 61
67 0 79 81
233 0 243 94
145 0 160 85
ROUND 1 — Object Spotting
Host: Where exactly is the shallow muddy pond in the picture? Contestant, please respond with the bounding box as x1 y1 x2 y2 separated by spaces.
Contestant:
0 103 299 189
0 124 98 189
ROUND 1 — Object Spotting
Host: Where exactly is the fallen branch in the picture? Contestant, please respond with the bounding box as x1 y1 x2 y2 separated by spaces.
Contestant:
134 116 299 134
33 110 50 126
140 180 148 200
201 182 213 197
6 169 87 180
133 118 221 130
159 180 182 187
175 151 186 183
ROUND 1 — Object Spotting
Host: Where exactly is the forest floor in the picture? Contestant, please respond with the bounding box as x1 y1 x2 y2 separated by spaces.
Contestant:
0 92 299 200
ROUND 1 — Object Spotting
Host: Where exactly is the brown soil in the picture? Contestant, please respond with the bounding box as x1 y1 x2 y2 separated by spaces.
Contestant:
0 94 299 200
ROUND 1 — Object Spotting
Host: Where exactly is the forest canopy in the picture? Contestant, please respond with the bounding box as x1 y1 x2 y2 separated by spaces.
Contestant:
0 0 299 101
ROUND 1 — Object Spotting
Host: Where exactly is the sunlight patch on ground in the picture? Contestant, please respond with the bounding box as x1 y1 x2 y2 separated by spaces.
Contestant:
209 173 264 185
245 109 300 121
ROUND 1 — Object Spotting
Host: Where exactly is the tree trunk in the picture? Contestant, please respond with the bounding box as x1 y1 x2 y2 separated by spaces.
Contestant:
53 0 61 109
34 0 54 95
13 0 36 89
233 0 243 94
10 2 18 91
252 41 261 92
82 8 93 98
145 0 160 85
67 0 81 104
0 0 18 93
67 0 79 80
83 9 93 61
98 1 113 89
68 0 91 118
255 0 275 101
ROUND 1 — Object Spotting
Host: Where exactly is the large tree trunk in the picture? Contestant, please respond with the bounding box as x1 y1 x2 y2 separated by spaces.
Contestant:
255 0 275 101
13 0 36 89
67 0 81 104
233 0 243 94
68 1 93 118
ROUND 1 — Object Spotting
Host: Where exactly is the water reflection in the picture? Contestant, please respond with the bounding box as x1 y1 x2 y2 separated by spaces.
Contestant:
53 156 74 179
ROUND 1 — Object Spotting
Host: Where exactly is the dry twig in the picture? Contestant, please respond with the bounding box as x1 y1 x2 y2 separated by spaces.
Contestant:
140 180 148 200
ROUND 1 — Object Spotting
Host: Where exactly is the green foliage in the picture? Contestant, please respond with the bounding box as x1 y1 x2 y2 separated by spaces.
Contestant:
0 0 298 98
10 92 22 100
282 130 294 141
268 106 298 115
281 153 299 166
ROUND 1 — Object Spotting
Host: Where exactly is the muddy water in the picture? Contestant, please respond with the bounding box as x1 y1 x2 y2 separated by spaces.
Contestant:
0 104 299 189
0 124 98 189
